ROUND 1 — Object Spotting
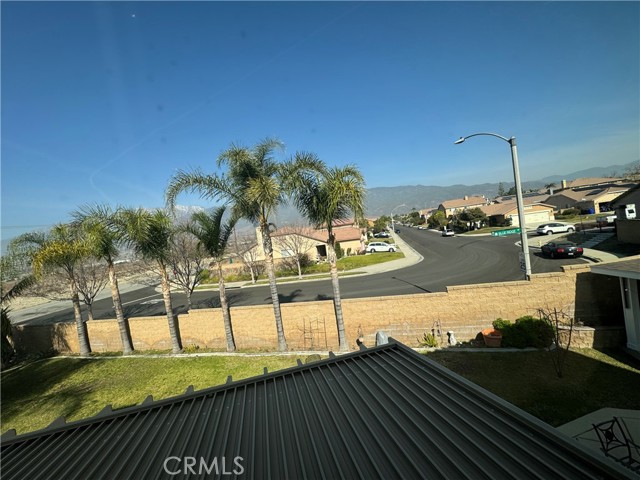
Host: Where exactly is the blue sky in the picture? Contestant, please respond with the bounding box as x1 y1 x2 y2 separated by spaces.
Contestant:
2 1 639 243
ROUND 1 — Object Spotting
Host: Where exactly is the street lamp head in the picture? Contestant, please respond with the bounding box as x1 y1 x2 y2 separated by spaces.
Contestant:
454 137 465 145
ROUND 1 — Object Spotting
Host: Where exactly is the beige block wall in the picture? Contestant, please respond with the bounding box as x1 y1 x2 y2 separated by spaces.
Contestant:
13 265 624 355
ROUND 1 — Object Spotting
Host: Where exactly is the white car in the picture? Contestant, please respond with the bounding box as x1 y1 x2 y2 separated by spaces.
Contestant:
441 229 455 237
536 222 575 235
367 242 398 253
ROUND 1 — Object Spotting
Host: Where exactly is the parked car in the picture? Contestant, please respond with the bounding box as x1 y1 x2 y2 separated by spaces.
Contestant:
374 232 390 238
417 226 425 230
536 222 575 235
367 242 398 253
395 229 400 233
541 241 583 258
441 229 455 237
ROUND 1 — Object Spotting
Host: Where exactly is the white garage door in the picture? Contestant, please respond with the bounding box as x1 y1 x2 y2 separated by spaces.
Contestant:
508 210 552 227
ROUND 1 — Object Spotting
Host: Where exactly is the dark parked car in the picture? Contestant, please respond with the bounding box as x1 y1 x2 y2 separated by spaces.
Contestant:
541 241 583 258
395 228 400 233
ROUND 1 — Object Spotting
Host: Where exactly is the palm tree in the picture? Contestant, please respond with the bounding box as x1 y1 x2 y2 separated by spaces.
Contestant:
294 163 366 352
116 208 182 354
1 256 36 367
73 204 134 354
10 225 93 356
165 138 324 352
185 207 238 352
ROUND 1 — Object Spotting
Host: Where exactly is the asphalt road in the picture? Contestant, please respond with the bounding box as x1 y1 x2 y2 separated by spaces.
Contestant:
16 229 587 325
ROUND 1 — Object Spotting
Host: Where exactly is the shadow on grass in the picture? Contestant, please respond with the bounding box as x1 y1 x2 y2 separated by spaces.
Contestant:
1 358 92 430
425 348 640 427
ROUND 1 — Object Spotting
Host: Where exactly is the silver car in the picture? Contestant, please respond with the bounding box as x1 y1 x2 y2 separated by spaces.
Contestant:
536 222 575 235
367 242 398 253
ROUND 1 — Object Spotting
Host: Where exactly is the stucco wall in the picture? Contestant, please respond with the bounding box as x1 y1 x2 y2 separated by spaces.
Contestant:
12 264 623 355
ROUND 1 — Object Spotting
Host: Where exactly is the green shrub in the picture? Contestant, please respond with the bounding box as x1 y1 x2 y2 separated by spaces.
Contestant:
335 242 344 259
492 316 553 348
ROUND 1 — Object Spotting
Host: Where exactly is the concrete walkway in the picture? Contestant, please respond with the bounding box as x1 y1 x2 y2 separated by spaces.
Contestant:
557 408 640 461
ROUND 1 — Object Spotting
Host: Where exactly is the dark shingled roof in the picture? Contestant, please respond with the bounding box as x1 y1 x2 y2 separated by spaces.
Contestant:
1 340 634 479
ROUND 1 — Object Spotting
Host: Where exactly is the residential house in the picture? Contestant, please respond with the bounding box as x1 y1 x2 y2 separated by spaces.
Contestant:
479 201 555 228
611 184 640 245
257 220 364 263
546 185 634 214
438 195 491 217
553 177 626 192
1 340 632 479
592 257 640 355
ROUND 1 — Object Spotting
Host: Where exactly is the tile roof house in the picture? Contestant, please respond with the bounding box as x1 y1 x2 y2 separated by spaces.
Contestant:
546 185 633 214
555 177 626 191
438 195 491 217
260 220 365 262
479 201 555 228
1 340 634 480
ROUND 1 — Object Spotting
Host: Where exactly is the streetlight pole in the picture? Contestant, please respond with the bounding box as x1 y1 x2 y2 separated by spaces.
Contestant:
454 133 532 280
391 204 406 234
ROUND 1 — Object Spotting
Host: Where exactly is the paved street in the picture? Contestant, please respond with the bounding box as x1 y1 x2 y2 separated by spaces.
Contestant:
13 228 592 326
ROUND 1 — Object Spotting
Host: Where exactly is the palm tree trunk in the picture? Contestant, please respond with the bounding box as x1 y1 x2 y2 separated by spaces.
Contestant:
159 263 182 354
107 259 134 355
217 263 235 352
327 239 348 352
71 282 91 356
261 223 287 351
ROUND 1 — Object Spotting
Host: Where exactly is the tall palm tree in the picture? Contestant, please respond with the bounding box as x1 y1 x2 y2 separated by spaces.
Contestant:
165 138 324 352
73 204 134 354
10 225 93 356
294 163 366 352
116 208 182 354
185 207 238 352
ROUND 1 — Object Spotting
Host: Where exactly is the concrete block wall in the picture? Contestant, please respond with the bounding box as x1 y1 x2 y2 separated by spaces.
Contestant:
13 264 624 354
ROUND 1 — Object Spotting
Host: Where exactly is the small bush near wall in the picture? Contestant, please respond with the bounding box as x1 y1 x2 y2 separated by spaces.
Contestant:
492 316 554 348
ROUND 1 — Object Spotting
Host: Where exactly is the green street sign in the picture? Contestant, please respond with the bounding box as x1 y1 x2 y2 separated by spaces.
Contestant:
491 228 521 237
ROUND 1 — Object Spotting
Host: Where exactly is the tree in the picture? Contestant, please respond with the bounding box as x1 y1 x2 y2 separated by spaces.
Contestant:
427 210 448 229
167 230 207 311
275 224 316 279
186 207 238 352
1 255 36 367
73 205 135 354
373 216 388 232
165 138 325 352
624 161 640 181
74 260 108 322
459 207 488 229
544 182 557 192
231 232 262 284
116 208 182 354
10 225 93 356
497 182 506 197
294 163 366 352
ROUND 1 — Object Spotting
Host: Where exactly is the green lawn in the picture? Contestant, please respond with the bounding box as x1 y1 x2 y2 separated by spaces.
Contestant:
425 348 640 426
4 347 638 437
1 355 305 436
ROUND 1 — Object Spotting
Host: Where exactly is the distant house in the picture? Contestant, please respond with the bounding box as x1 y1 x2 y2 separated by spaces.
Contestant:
438 195 491 217
546 185 633 214
257 220 364 262
554 177 626 192
610 184 640 245
479 201 555 227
